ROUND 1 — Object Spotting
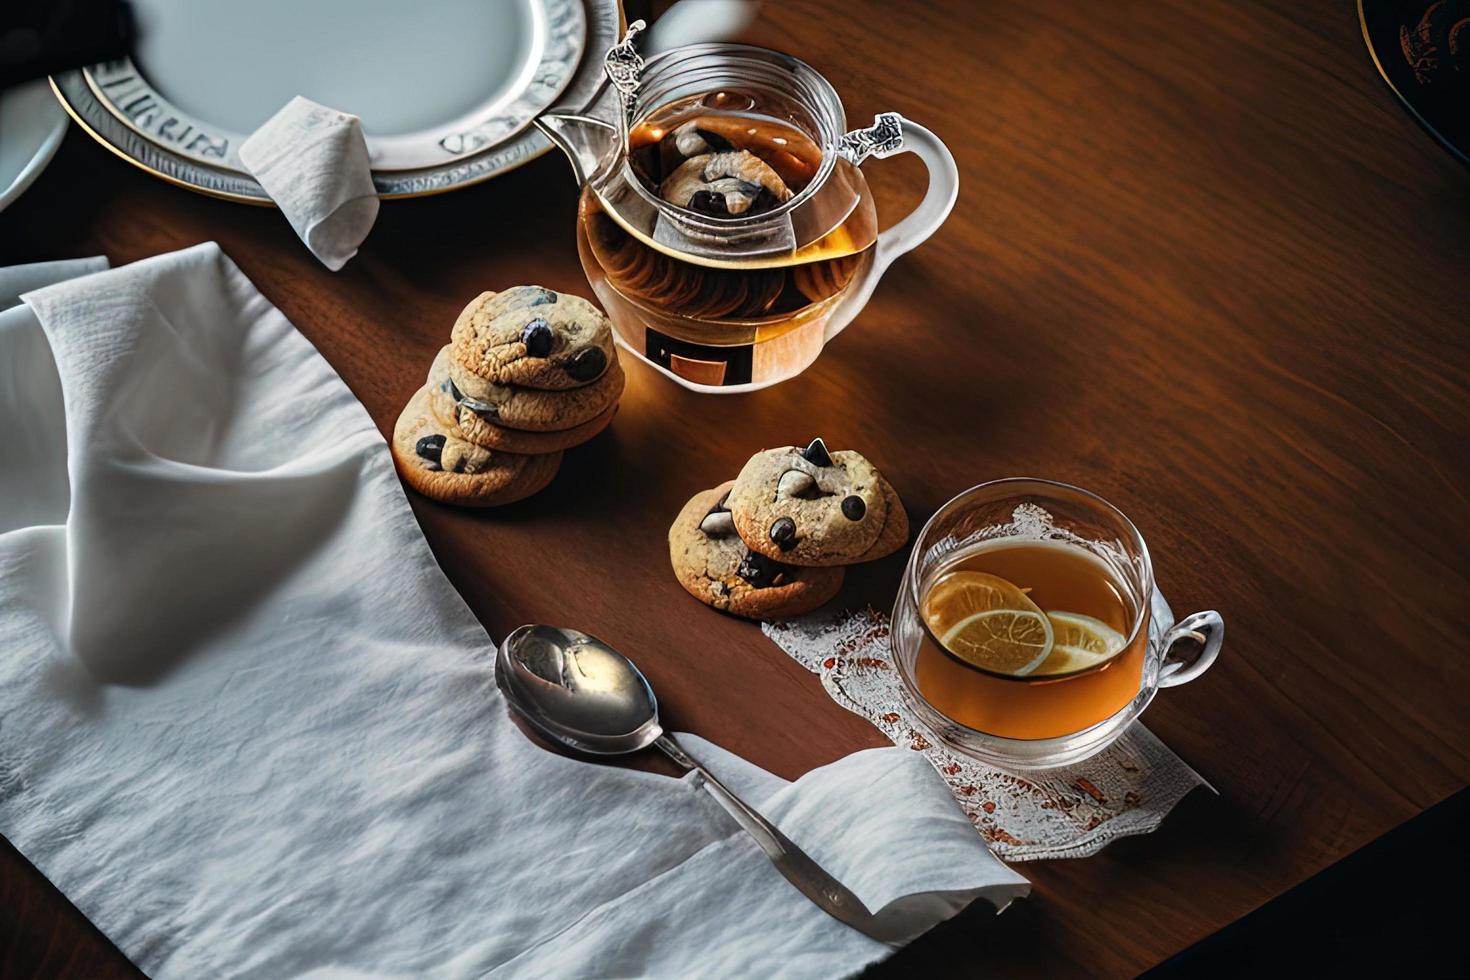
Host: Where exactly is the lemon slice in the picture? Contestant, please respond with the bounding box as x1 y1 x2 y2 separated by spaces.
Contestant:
940 609 1055 675
922 571 1040 636
1035 611 1128 675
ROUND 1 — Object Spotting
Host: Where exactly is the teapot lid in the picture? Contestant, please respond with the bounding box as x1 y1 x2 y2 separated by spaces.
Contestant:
579 32 893 268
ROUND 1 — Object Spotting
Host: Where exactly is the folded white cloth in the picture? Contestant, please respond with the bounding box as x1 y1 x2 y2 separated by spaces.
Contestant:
0 244 1028 978
239 97 379 271
0 255 107 306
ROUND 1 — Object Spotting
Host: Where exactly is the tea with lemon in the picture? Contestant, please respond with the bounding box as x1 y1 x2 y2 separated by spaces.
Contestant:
914 538 1149 739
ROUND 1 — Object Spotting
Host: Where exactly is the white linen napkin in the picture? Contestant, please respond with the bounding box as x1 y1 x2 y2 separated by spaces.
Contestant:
0 244 1028 978
0 255 107 306
239 97 379 271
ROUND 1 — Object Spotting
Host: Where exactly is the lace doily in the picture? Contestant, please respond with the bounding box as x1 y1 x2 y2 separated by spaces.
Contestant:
762 603 1210 862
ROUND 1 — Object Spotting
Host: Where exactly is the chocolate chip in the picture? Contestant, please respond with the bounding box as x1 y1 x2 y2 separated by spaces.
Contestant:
802 437 833 467
737 550 789 588
841 495 866 521
449 378 499 421
699 509 736 537
416 434 446 468
565 345 607 382
688 190 728 216
522 286 557 307
521 318 553 358
777 469 817 498
769 516 797 550
748 188 783 215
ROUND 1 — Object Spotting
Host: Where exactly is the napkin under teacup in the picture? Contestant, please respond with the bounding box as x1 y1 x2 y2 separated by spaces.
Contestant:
0 245 1029 977
765 605 1212 861
239 96 379 271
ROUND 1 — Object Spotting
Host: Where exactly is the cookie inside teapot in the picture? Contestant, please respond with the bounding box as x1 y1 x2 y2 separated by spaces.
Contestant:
629 92 823 219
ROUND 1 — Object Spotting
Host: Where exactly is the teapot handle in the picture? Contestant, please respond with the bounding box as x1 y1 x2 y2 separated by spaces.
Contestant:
825 116 959 341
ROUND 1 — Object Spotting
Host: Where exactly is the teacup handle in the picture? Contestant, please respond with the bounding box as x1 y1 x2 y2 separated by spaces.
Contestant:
825 114 960 341
1157 610 1224 687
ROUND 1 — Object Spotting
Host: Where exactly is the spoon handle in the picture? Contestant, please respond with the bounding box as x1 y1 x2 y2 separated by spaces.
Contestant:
654 734 900 944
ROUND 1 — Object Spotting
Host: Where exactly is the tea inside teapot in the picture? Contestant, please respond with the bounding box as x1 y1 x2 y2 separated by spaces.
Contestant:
578 88 877 327
629 91 824 219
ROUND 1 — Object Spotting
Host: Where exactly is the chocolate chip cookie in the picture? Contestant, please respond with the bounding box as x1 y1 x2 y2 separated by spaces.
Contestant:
669 482 844 619
428 345 624 435
450 286 616 390
425 347 617 454
727 438 908 566
848 476 909 563
392 387 561 507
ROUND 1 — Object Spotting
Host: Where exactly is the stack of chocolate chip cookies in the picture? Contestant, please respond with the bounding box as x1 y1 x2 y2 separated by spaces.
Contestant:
392 286 624 507
668 439 909 619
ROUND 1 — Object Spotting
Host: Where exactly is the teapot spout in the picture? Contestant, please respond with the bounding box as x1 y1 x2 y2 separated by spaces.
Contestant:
534 112 620 187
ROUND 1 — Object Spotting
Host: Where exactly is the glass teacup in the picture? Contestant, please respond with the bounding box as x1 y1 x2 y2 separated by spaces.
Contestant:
890 479 1223 769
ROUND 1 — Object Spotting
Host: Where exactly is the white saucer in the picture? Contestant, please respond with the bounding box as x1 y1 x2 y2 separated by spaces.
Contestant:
0 80 68 213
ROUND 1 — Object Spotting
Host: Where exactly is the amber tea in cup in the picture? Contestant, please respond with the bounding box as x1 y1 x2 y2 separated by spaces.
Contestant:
891 480 1223 768
915 538 1150 741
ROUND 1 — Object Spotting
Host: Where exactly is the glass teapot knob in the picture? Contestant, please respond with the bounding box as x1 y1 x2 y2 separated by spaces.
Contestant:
837 112 906 166
604 19 647 149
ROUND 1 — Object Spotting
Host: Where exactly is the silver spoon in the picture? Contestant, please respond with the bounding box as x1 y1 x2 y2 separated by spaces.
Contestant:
495 624 904 944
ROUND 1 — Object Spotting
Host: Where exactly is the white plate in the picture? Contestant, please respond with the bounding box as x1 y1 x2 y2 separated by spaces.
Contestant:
53 1 621 203
86 0 585 172
0 80 68 213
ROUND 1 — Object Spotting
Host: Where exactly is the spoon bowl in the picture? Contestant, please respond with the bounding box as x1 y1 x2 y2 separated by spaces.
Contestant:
495 623 903 943
496 624 662 755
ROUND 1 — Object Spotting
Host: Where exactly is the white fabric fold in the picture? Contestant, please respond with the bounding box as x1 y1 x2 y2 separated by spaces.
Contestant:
239 97 379 271
0 255 108 307
0 243 1028 978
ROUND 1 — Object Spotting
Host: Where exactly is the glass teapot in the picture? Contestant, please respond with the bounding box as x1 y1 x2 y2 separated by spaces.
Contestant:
535 22 959 392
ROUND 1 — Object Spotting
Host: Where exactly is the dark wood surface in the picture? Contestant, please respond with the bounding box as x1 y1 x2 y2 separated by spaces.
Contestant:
3 0 1468 975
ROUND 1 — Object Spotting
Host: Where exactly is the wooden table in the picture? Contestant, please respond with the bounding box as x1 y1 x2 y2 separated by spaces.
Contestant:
2 0 1467 975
